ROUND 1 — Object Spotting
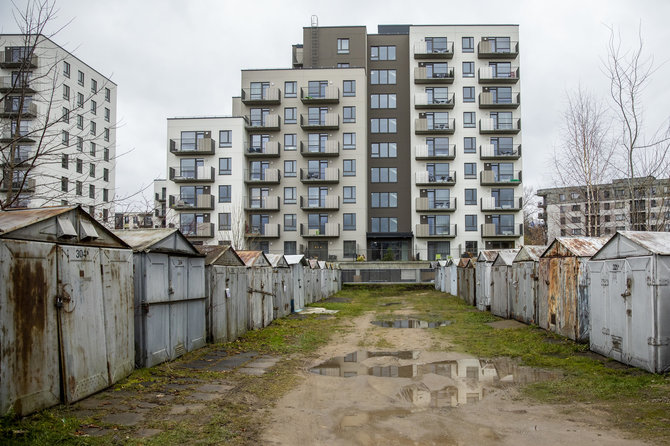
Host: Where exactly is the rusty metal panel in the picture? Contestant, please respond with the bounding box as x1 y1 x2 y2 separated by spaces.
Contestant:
206 266 226 343
262 267 274 327
100 248 134 385
510 261 538 324
490 264 511 318
653 255 670 372
475 261 493 311
0 239 60 416
186 257 206 352
57 245 110 404
247 268 262 330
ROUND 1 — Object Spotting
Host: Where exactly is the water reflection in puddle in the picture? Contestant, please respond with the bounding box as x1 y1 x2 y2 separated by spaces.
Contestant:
371 319 452 328
310 351 561 407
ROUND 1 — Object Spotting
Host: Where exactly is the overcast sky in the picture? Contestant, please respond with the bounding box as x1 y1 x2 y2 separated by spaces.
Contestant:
2 0 669 206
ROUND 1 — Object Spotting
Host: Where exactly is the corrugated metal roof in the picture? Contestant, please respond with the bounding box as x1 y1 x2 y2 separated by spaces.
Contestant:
0 206 73 234
113 228 177 251
196 244 245 266
284 254 308 266
617 231 670 255
457 257 473 268
493 249 520 266
236 250 270 267
543 237 609 258
309 259 319 269
318 261 326 269
477 250 500 262
514 245 547 262
265 253 288 267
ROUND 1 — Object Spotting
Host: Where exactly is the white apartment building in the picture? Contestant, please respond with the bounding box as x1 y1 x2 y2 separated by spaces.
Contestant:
0 34 117 222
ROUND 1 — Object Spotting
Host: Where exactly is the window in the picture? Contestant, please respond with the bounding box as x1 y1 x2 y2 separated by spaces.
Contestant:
103 189 108 202
284 214 297 231
464 137 476 153
337 63 350 68
370 118 397 133
284 241 297 255
76 158 83 173
284 160 297 177
463 86 475 103
464 163 477 178
104 148 109 161
105 88 111 101
63 61 70 77
559 193 566 201
284 107 297 124
89 163 95 178
462 37 474 53
343 186 356 203
371 217 398 233
77 137 83 151
62 130 69 146
76 181 82 196
370 94 397 109
76 114 84 129
77 70 84 86
465 215 477 231
571 216 581 223
615 214 625 221
284 81 297 98
463 112 476 128
572 228 582 235
370 69 396 85
62 107 69 123
90 142 96 156
103 168 109 182
465 240 478 254
89 184 95 199
371 167 397 183
77 92 84 107
337 38 350 54
371 142 397 158
343 213 356 231
343 240 357 259
219 130 231 147
104 128 110 142
343 159 356 176
219 157 231 175
343 133 356 150
604 202 610 210
343 80 356 97
63 84 70 100
462 62 474 77
91 78 97 93
90 121 96 136
104 107 110 122
572 204 580 211
343 106 356 123
371 192 397 208
371 45 396 60
284 134 297 150
219 213 231 230
61 177 68 192
571 192 579 199
284 187 296 204
219 185 231 202
465 189 477 205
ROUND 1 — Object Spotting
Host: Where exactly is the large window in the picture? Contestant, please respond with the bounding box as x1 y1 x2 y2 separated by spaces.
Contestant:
370 45 396 60
465 189 477 205
181 130 206 151
463 86 475 103
343 213 356 231
219 185 231 203
464 163 477 178
464 137 476 153
337 38 350 54
370 94 396 109
370 118 397 133
343 80 356 97
343 186 356 203
284 187 296 204
343 133 356 150
284 160 297 177
219 157 231 175
284 133 297 150
343 106 356 123
284 241 297 255
284 214 297 231
426 37 448 53
370 69 396 85
371 192 397 208
462 62 474 78
465 215 477 231
371 167 397 183
219 213 231 230
371 142 397 158
343 241 357 259
463 112 476 128
219 130 231 147
428 241 451 261
284 81 297 98
465 241 478 254
284 107 297 124
371 217 398 233
462 37 474 53
343 159 356 176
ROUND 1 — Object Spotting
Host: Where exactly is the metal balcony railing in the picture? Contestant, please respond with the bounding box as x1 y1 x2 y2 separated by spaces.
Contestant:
244 195 280 211
181 222 214 238
240 87 281 104
477 40 519 58
415 171 456 185
300 113 339 130
300 195 340 210
1 100 37 117
169 166 216 182
479 170 522 186
479 144 521 160
244 168 281 184
415 197 456 212
481 223 523 237
413 40 454 59
480 197 522 211
415 144 456 160
300 140 340 157
478 66 520 83
415 118 455 134
300 86 340 103
414 67 455 84
170 194 215 210
479 118 521 134
244 114 281 131
414 92 455 109
245 141 280 157
169 137 215 155
479 92 520 109
0 177 35 192
0 76 33 92
300 222 340 237
246 223 280 238
415 223 457 238
0 51 38 68
299 167 340 183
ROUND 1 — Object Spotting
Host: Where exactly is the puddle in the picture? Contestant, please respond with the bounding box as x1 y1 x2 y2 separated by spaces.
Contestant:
310 351 561 407
371 319 451 328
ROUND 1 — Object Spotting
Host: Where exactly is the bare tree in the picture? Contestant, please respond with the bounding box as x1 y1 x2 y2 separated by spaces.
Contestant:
605 24 670 230
552 86 613 236
522 185 546 245
229 196 247 250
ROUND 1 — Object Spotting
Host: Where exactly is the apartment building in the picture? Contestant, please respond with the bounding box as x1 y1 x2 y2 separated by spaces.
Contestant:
164 23 523 260
0 34 117 222
538 177 670 242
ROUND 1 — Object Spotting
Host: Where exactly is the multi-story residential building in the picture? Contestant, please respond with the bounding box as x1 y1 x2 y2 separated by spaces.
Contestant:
538 177 670 242
164 23 523 260
0 34 117 223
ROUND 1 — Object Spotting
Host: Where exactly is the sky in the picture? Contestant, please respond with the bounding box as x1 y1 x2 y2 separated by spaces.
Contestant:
1 0 669 207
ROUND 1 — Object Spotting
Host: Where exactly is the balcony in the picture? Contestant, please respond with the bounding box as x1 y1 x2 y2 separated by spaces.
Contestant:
300 140 340 157
0 51 38 68
0 100 37 118
169 137 215 156
415 171 456 186
245 141 280 158
413 41 454 59
415 118 455 134
300 113 339 130
0 128 36 143
414 67 454 84
480 197 522 212
414 92 455 109
478 66 520 84
415 197 456 212
415 224 457 238
244 195 280 211
244 168 281 185
244 114 281 131
415 144 456 160
300 167 339 184
0 177 36 192
479 118 521 134
479 170 522 186
300 223 340 238
169 166 215 183
240 87 281 105
479 92 520 109
170 194 215 210
479 144 521 160
185 222 214 239
477 40 519 59
155 192 166 202
300 195 340 211
481 223 523 238
300 86 340 104
0 76 35 93
245 223 280 239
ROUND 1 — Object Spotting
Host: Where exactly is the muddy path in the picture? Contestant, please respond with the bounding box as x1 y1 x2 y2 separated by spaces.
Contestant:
261 307 647 445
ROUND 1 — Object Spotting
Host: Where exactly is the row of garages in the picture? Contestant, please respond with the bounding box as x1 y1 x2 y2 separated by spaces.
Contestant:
0 206 341 416
435 232 670 374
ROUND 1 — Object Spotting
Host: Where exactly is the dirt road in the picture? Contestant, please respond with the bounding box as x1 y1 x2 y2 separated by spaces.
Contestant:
261 310 647 445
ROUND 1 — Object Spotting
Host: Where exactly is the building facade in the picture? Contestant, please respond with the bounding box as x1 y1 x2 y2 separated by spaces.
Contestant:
164 24 523 260
0 34 117 223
